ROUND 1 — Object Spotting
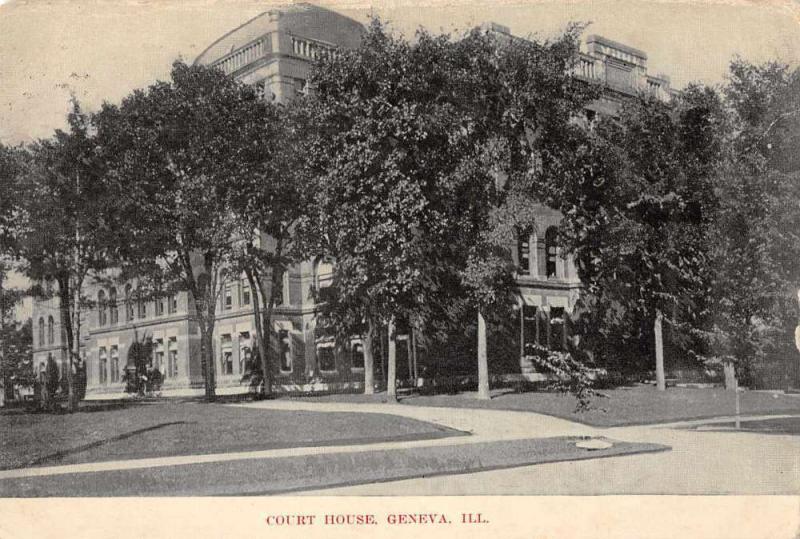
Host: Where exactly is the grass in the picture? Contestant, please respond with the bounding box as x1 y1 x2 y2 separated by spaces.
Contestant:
0 401 465 470
0 436 667 496
695 416 800 435
290 385 800 427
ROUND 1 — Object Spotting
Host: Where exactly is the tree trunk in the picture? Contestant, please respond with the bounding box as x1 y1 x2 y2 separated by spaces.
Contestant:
255 269 279 395
202 315 217 403
654 310 665 391
363 318 375 395
69 274 84 412
387 318 397 402
723 361 737 391
245 268 269 397
411 326 419 383
477 310 490 400
56 276 78 412
199 323 216 402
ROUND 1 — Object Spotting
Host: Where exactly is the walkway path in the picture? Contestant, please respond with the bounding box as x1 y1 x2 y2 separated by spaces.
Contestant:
242 401 798 495
1 398 797 494
0 400 596 482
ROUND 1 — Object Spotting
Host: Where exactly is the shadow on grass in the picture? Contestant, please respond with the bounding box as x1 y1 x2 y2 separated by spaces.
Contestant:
8 421 191 470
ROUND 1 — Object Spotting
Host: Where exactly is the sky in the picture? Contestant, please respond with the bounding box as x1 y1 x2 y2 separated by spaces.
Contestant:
0 0 799 319
0 0 798 145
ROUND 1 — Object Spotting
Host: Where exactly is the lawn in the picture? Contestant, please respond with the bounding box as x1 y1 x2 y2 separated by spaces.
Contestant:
0 401 465 470
291 385 800 427
0 436 667 496
695 416 800 435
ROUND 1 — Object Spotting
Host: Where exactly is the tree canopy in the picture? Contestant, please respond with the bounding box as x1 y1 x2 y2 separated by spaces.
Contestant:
95 61 274 401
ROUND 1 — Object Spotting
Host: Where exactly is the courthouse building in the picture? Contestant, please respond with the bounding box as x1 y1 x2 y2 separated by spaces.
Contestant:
31 3 673 396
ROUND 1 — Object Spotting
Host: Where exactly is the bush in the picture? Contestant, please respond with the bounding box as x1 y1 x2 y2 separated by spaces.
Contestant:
524 343 597 411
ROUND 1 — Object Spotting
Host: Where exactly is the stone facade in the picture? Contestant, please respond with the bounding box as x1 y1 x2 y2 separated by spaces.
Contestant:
31 3 673 396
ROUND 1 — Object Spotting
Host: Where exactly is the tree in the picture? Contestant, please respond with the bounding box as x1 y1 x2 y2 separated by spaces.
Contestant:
301 20 600 401
12 102 116 411
0 144 22 255
0 319 34 400
445 24 599 399
1 144 26 402
0 261 31 402
96 61 270 402
299 21 467 399
227 100 314 397
123 331 153 395
699 60 800 388
554 87 725 390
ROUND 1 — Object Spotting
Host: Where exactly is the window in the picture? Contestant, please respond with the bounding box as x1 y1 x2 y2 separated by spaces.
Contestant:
517 228 532 275
153 338 165 372
98 347 108 385
47 316 54 345
537 310 549 347
550 307 566 351
137 286 146 318
294 78 307 96
239 332 251 374
110 345 119 383
522 305 538 351
98 290 107 326
220 334 233 375
156 295 165 316
38 317 45 347
545 227 558 278
125 284 134 321
224 285 233 310
396 335 410 380
278 330 292 372
351 340 365 370
273 271 285 306
240 281 251 307
109 288 118 324
315 258 334 290
168 294 178 314
317 342 335 372
254 80 266 100
167 337 178 378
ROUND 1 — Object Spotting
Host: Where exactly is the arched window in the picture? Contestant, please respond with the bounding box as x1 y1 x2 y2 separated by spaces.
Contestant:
125 284 134 321
38 317 45 347
47 316 54 345
545 227 558 278
98 290 107 326
517 228 532 275
109 288 118 325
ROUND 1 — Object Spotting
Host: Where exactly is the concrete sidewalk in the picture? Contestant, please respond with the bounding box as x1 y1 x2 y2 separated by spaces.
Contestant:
0 399 668 496
0 399 598 482
4 397 797 494
234 399 604 439
241 399 798 495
